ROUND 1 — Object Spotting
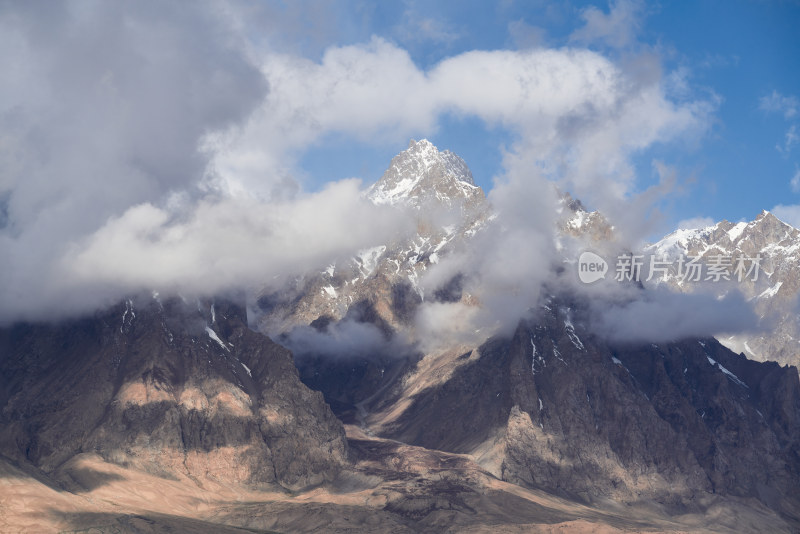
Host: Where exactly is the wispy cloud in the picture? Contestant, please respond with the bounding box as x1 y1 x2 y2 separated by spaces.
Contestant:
778 124 799 154
760 90 799 119
569 0 645 49
772 202 800 229
790 166 800 193
508 19 548 49
676 216 715 230
394 4 461 45
759 91 798 165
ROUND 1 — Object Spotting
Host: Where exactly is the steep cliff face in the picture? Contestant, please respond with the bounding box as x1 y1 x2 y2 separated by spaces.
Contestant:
0 295 347 491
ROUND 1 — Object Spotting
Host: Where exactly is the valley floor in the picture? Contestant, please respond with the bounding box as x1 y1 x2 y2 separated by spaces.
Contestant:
1 426 792 534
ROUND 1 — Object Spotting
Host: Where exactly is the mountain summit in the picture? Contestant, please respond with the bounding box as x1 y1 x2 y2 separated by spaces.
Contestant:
367 139 484 209
257 139 490 335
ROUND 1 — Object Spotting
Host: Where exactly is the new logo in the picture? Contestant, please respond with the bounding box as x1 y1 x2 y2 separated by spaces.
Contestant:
578 251 608 284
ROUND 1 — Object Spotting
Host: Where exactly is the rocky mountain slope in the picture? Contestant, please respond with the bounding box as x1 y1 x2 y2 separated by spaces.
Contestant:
369 298 800 516
2 294 797 533
0 295 347 491
647 211 800 369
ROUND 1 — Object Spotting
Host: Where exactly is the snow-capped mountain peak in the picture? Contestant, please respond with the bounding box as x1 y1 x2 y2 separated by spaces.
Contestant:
647 211 800 368
367 139 482 208
648 211 799 260
258 141 491 335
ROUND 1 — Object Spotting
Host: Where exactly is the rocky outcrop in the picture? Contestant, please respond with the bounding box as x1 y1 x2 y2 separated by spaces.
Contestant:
0 295 347 491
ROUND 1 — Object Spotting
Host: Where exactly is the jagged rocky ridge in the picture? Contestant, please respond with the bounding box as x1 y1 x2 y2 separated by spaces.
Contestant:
648 211 800 369
9 293 795 532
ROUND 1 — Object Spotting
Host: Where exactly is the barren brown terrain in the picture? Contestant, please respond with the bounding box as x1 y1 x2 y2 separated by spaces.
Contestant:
2 425 792 534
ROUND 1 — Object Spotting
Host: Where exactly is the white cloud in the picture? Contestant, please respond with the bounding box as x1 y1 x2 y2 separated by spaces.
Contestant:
590 288 758 343
569 0 645 49
760 90 799 119
0 3 715 324
675 216 716 230
9 180 411 321
0 2 268 321
66 180 408 288
772 204 800 229
778 124 799 154
203 38 436 198
791 166 800 193
415 166 561 346
211 39 712 214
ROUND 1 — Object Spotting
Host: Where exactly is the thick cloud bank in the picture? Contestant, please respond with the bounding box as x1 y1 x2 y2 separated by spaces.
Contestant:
0 1 720 340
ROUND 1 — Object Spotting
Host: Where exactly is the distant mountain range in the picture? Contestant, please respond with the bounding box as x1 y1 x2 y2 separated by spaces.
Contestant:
647 211 800 369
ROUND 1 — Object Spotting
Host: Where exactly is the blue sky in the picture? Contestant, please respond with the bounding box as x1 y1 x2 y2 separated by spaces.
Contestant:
294 0 800 231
